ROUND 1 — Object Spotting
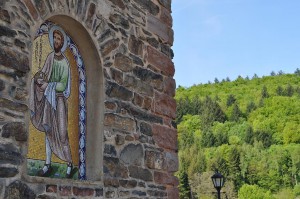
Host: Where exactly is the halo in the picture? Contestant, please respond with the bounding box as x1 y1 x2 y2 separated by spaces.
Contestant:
49 25 68 52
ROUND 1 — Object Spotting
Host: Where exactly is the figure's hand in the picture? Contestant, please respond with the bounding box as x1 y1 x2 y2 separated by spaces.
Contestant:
36 79 44 85
40 83 48 91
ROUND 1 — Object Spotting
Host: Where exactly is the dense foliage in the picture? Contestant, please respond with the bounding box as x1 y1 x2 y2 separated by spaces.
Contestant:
176 71 300 199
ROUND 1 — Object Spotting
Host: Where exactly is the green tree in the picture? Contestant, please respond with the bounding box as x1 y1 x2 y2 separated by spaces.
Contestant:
226 94 236 107
230 103 243 122
178 171 192 199
276 85 284 96
294 68 300 76
284 84 294 97
238 184 274 199
246 101 256 115
261 85 269 98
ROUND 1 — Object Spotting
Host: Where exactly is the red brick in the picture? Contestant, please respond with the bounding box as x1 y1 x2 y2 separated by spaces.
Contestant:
152 124 177 150
59 186 71 196
46 185 57 193
22 0 39 20
147 14 173 44
160 6 172 27
167 187 179 199
154 171 178 186
147 46 174 77
153 91 176 119
163 77 176 97
73 187 94 197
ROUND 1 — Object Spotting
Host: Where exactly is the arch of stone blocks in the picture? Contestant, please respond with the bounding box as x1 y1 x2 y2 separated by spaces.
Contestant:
0 0 179 198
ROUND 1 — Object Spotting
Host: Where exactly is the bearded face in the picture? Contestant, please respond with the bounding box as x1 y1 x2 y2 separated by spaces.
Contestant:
53 31 64 53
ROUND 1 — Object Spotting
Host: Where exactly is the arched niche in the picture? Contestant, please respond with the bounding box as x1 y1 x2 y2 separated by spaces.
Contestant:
28 15 104 181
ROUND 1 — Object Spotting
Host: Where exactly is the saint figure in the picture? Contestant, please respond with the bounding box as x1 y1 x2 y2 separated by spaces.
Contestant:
30 25 73 178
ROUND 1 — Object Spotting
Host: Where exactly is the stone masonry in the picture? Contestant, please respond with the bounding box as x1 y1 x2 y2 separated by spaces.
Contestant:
0 0 178 198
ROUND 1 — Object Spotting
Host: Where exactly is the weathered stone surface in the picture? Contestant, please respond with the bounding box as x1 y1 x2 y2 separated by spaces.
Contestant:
147 14 173 44
145 150 164 170
147 46 174 77
95 188 103 197
119 190 130 197
104 113 135 132
163 77 176 97
0 47 29 72
165 152 179 172
108 0 125 10
147 37 159 48
0 8 10 23
132 190 146 196
0 25 16 37
33 0 48 17
167 187 179 199
0 79 5 91
133 92 143 107
160 6 172 27
23 0 39 20
104 144 117 157
110 68 123 84
119 179 137 188
86 3 96 28
114 53 133 72
120 144 143 166
109 13 129 29
0 98 28 112
161 43 172 58
105 190 116 198
106 81 133 101
103 156 128 178
128 165 153 181
158 0 171 11
73 187 94 197
2 122 27 141
59 186 71 196
116 101 163 124
98 29 115 44
138 181 146 187
105 101 117 111
0 167 18 177
154 171 179 186
104 177 120 187
14 39 26 49
115 134 125 145
46 185 57 193
133 0 159 16
147 190 167 197
101 38 120 56
36 194 56 199
153 91 176 119
133 66 163 89
152 124 177 151
4 181 36 199
130 54 144 66
148 184 166 190
140 122 152 136
0 143 22 165
124 75 154 96
129 35 143 56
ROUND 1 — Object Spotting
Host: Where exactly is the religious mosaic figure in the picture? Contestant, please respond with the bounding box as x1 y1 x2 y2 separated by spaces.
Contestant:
30 25 73 178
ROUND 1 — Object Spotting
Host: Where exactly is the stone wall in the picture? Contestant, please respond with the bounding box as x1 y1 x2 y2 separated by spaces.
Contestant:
0 0 178 198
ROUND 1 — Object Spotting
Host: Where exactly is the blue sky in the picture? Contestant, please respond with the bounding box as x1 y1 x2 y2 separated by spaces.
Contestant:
172 0 300 87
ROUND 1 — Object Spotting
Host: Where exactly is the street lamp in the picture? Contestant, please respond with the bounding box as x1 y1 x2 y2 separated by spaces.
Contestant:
211 170 225 199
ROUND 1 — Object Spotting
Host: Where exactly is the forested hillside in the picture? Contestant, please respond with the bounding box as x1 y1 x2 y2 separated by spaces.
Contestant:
176 70 300 199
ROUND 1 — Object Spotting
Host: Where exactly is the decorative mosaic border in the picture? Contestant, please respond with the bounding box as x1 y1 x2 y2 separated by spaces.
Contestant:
36 21 87 180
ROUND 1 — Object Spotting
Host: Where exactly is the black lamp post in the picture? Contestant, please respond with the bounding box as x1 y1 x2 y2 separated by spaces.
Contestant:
211 170 225 199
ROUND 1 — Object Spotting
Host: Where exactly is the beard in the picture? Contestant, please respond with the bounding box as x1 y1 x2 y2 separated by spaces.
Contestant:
54 44 63 53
